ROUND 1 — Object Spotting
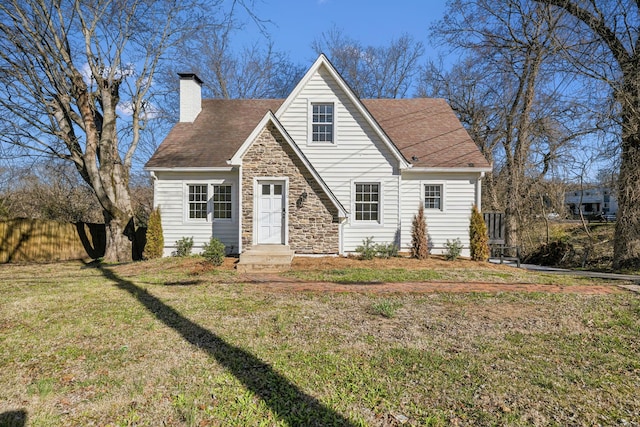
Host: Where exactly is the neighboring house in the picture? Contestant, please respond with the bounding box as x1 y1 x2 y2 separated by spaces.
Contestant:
145 55 491 257
565 187 618 216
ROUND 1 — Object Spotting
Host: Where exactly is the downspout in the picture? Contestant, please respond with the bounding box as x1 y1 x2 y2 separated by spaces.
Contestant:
149 171 158 208
476 172 485 208
397 172 402 250
238 165 243 254
339 218 343 255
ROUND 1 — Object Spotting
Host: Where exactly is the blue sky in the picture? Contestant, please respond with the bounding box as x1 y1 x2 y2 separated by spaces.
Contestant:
235 0 448 65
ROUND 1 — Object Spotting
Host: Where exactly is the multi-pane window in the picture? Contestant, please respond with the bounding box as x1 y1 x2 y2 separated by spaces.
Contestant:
355 183 379 221
188 184 208 219
312 103 334 142
212 185 232 219
424 184 442 210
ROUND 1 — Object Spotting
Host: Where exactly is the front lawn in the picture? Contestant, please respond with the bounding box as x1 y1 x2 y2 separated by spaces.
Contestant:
1 259 638 426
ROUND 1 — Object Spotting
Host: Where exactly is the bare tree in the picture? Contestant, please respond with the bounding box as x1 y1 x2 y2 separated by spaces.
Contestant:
162 22 305 102
418 58 504 210
532 0 640 269
426 0 595 251
0 161 103 223
0 0 227 261
312 27 424 98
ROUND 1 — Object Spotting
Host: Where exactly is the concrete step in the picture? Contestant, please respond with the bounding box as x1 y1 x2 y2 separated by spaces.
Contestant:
237 245 294 273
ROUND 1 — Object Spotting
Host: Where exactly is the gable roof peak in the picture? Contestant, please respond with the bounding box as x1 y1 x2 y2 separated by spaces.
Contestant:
275 54 410 169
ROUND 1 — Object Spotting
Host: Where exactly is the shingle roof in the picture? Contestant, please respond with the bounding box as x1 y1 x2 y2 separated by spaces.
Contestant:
362 98 490 169
145 98 490 170
145 99 284 169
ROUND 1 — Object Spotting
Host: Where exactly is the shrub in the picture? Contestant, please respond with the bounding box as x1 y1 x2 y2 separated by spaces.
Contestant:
411 205 429 259
524 240 574 266
202 237 225 266
143 208 164 259
469 205 489 261
375 242 399 259
355 237 376 260
174 236 193 257
444 238 463 261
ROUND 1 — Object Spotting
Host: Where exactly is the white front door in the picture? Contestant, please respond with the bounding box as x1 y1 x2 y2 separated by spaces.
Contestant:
257 181 285 244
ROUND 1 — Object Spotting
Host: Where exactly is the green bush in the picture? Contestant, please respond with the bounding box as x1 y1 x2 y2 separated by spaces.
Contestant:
469 205 489 261
355 238 399 260
411 205 429 259
202 237 225 266
144 208 164 259
375 242 399 259
174 236 193 257
355 237 377 260
444 238 463 261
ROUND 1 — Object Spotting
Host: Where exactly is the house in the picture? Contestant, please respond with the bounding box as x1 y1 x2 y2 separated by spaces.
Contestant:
144 55 491 258
565 187 618 217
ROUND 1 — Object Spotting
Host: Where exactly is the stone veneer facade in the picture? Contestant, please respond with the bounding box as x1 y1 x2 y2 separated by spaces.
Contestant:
241 123 340 253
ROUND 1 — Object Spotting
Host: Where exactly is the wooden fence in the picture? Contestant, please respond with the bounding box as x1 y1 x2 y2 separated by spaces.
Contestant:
0 219 106 263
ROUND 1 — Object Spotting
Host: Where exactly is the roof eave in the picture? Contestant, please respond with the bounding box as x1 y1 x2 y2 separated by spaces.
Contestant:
229 111 348 218
403 166 493 173
143 166 235 172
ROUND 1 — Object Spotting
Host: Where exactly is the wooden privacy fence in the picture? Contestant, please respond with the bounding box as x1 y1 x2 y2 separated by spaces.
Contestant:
0 219 106 263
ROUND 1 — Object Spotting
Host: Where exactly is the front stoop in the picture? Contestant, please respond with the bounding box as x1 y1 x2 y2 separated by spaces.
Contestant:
236 245 294 273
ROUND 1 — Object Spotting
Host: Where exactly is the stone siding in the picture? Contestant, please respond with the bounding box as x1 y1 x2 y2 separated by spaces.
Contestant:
242 124 340 253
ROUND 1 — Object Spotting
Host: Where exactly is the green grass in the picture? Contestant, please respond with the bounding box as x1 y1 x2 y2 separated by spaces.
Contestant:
285 267 444 283
369 299 403 318
285 265 614 286
0 259 638 426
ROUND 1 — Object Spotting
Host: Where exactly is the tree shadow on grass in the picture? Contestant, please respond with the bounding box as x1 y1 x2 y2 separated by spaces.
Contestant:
97 265 355 426
0 410 27 427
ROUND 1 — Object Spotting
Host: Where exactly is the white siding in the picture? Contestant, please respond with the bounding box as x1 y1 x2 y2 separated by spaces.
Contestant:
278 66 401 252
400 172 481 257
153 171 239 256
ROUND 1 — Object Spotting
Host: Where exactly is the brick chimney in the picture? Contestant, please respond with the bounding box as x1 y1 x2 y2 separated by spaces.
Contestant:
178 73 203 123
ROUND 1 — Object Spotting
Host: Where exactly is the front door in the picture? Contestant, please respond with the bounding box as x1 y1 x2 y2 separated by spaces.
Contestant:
257 181 285 244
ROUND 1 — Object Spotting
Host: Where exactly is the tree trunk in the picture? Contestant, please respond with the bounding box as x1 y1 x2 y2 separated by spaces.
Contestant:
97 169 136 263
504 180 520 253
103 212 135 263
613 102 640 269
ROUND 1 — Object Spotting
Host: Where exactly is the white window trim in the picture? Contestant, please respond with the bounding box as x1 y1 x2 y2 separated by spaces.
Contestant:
212 183 234 222
307 98 337 145
422 181 446 212
184 182 210 222
351 180 384 226
183 180 235 223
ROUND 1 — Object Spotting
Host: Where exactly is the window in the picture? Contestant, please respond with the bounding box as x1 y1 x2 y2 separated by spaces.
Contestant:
188 184 208 219
355 183 379 221
424 184 442 210
312 103 334 142
261 184 282 195
212 185 232 219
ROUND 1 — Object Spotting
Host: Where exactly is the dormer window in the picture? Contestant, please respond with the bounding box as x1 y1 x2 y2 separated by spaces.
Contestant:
311 103 334 143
